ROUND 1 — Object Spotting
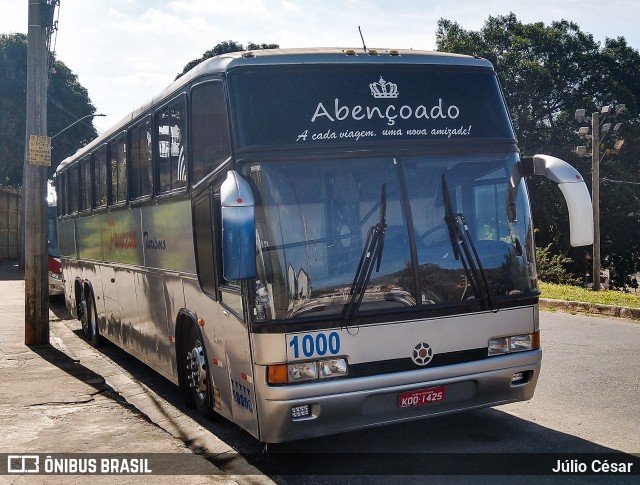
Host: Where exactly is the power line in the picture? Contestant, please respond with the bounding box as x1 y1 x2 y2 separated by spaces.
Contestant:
47 95 103 136
601 177 640 186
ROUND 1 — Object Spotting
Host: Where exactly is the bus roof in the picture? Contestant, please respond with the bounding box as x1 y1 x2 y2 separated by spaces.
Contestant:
57 48 494 172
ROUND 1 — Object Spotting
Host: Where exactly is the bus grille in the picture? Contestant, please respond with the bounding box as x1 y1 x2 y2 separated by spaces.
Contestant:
347 348 488 378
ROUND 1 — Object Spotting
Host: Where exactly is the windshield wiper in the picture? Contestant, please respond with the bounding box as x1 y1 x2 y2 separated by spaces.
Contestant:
342 183 387 328
441 175 497 312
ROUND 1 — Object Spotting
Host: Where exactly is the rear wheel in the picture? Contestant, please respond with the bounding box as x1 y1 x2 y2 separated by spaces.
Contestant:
86 292 103 347
80 289 102 347
181 323 214 418
79 297 89 337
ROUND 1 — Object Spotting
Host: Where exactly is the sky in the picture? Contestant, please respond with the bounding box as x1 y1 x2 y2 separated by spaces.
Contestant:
1 0 639 131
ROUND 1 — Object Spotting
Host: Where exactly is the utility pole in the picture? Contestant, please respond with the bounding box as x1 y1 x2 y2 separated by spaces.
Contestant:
24 0 53 345
575 105 625 291
591 112 601 291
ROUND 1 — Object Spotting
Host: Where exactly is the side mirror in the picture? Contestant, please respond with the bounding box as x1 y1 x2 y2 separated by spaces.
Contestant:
527 154 594 247
221 170 256 280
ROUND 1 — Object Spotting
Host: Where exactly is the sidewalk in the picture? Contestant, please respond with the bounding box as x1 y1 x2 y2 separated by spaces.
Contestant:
540 298 640 321
0 261 262 484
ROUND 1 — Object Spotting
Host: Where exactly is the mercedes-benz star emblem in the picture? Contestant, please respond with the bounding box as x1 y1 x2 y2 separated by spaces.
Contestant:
412 342 433 366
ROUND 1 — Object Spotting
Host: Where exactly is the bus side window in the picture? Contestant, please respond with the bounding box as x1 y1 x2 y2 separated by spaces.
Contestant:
156 96 187 194
56 172 64 215
193 188 217 298
69 165 79 214
79 157 91 212
129 117 153 200
93 145 108 208
108 135 127 204
191 81 231 186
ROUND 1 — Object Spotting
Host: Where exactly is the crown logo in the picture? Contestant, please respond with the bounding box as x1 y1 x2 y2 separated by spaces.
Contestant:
370 77 398 99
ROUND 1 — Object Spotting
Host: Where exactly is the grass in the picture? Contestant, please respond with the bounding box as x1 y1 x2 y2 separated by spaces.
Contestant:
539 282 640 309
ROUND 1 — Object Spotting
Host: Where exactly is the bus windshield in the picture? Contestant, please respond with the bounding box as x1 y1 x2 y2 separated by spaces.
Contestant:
245 152 536 322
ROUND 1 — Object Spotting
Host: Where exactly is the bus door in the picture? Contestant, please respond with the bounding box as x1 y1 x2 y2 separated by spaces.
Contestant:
192 185 259 436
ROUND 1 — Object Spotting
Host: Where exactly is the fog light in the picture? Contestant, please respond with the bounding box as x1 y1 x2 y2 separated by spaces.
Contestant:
318 358 348 379
288 362 318 383
488 337 509 355
291 405 310 419
511 372 525 384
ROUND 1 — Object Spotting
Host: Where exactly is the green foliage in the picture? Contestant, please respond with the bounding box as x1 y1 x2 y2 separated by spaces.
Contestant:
175 40 279 80
535 243 580 285
0 33 97 186
540 282 640 309
436 14 640 287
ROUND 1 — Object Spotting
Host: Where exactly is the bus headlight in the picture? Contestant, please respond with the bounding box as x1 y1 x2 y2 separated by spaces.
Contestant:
287 362 318 383
488 331 539 356
510 334 533 352
488 337 509 355
267 358 349 385
318 358 348 379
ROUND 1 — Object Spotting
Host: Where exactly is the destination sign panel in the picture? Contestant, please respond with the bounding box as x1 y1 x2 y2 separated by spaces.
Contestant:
228 64 515 150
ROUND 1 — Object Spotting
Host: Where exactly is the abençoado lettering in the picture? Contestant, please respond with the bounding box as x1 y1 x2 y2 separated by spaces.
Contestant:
311 97 460 126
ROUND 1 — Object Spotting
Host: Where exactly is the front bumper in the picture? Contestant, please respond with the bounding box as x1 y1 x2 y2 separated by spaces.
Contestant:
255 350 541 443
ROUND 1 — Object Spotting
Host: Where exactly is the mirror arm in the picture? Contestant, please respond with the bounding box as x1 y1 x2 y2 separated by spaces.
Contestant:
521 154 594 247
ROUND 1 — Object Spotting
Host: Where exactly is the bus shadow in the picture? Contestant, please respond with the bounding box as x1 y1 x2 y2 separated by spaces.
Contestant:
48 298 637 483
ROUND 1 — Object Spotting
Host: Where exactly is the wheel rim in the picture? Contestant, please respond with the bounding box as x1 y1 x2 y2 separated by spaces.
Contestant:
186 340 208 401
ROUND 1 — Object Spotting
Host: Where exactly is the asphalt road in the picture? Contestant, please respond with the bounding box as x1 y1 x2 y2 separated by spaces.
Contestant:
52 300 640 482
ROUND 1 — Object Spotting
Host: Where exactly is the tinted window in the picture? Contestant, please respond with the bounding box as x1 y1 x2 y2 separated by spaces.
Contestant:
69 165 79 213
191 82 231 185
109 135 127 204
79 157 91 211
193 190 216 297
93 145 108 208
156 97 187 193
129 117 153 200
56 173 65 215
229 65 514 149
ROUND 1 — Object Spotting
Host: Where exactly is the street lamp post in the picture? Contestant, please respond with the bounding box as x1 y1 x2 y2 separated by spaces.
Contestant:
592 111 601 291
51 113 105 139
575 104 625 291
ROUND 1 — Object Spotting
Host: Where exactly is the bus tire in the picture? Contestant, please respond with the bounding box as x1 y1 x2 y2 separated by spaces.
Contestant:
85 291 104 347
79 286 103 347
181 323 215 418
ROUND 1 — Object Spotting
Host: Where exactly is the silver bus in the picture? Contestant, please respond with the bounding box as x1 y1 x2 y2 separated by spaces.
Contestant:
55 48 593 443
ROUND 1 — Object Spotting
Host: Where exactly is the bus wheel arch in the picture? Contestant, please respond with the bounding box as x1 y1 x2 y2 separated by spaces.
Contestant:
176 311 215 418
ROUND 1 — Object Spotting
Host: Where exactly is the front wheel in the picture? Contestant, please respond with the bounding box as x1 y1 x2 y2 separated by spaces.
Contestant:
181 324 214 418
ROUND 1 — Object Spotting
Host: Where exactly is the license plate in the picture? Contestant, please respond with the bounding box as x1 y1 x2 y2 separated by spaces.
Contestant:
398 386 445 408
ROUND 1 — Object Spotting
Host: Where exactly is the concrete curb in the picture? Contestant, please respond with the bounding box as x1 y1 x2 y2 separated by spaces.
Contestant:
540 298 640 321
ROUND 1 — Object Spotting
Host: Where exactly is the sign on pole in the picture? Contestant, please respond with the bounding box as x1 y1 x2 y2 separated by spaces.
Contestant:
28 135 51 166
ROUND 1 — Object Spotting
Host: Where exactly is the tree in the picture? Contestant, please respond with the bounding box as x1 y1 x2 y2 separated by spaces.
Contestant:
176 40 279 79
0 33 98 186
436 14 640 287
